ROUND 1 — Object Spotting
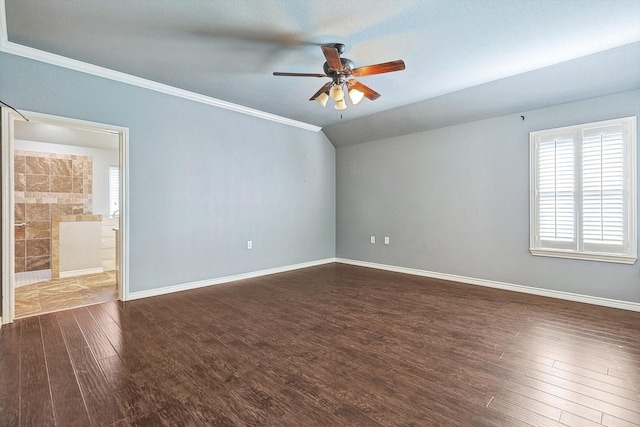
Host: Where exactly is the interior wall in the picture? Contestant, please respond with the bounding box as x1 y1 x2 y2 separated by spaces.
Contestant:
336 89 640 304
0 52 336 302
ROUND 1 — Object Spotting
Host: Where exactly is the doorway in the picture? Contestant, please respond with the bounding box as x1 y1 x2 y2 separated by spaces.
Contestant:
1 109 129 324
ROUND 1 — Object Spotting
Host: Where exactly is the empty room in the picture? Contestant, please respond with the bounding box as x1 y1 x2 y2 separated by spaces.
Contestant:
1 1 639 426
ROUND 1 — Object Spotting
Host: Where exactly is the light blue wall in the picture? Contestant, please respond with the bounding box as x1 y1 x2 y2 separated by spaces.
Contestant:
0 52 336 295
337 90 640 303
3 50 639 308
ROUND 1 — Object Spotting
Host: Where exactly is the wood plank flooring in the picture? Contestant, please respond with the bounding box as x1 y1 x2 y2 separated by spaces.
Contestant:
1 263 639 426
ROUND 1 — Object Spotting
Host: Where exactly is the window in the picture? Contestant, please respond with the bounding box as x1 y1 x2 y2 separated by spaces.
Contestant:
109 165 119 217
530 117 637 264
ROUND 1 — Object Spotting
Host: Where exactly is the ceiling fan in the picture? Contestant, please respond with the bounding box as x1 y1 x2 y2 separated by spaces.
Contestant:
273 43 405 110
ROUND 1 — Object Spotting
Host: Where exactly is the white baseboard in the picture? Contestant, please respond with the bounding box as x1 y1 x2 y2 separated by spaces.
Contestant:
122 256 640 313
127 258 337 301
60 267 104 278
336 258 640 313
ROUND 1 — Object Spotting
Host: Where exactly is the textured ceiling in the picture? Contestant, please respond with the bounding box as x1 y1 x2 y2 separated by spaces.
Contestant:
3 0 640 146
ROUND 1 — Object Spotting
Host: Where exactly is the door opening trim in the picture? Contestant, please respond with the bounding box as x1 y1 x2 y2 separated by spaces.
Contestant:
1 109 129 324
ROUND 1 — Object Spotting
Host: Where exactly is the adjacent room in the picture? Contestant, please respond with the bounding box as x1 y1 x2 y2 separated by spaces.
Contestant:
1 1 639 426
12 120 120 318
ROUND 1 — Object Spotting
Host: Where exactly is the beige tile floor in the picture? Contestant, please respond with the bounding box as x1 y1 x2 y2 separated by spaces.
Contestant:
15 270 118 319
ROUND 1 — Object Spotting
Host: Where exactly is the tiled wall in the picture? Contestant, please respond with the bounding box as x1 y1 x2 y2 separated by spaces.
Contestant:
14 150 93 272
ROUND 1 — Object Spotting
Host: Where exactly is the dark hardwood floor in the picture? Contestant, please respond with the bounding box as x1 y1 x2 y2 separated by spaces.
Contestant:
1 263 639 426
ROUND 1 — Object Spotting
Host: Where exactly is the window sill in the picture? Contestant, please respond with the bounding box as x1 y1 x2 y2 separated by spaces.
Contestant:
530 248 637 264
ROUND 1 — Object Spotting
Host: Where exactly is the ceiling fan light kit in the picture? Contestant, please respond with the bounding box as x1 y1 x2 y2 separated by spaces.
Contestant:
348 87 364 105
273 43 405 111
315 91 329 107
329 85 345 101
334 99 347 111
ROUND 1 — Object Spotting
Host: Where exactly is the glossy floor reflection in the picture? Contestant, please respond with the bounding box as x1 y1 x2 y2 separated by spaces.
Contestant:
15 270 118 318
2 264 639 426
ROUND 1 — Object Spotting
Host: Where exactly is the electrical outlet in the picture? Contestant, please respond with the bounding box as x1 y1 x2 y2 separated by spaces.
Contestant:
247 240 252 249
370 236 375 244
384 236 390 245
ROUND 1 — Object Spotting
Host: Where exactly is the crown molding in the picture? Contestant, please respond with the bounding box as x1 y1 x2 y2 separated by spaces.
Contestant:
0 2 321 133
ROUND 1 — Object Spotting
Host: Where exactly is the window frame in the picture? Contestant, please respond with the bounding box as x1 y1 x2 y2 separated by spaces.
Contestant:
529 116 637 264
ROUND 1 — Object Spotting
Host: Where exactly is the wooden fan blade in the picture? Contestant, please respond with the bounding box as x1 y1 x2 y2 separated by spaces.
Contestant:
309 82 333 101
273 72 327 77
321 45 343 70
347 80 381 100
351 60 405 77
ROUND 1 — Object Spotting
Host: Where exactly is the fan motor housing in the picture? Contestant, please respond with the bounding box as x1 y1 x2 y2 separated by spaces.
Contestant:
323 58 355 76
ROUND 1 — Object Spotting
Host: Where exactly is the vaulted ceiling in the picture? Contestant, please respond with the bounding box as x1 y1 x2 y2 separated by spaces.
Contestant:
3 0 640 147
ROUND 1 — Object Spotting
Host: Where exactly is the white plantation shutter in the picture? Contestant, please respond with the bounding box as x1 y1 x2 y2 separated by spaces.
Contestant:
582 125 624 249
109 165 119 217
538 135 575 245
530 117 636 263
